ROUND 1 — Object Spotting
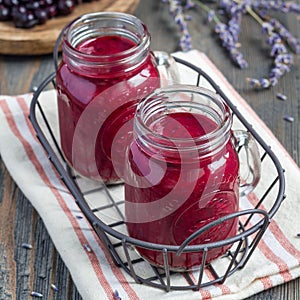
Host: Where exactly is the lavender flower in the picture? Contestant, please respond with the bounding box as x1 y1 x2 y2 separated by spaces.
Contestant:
84 243 92 252
269 18 300 54
248 25 293 88
162 0 300 88
185 0 196 9
283 114 295 123
165 0 193 51
22 243 33 249
113 290 122 300
276 93 287 101
51 284 59 292
207 10 215 22
30 291 43 298
247 77 271 88
252 0 300 14
214 21 248 68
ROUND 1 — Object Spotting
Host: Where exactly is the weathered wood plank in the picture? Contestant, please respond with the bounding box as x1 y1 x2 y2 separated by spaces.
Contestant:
0 157 83 299
0 159 16 300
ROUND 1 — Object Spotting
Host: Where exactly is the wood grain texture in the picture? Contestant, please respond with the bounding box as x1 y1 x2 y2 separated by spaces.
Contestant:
0 161 15 300
0 0 140 55
0 0 299 299
0 159 82 299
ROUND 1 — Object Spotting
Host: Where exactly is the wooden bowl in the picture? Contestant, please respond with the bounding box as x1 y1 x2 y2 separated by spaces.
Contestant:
0 0 140 55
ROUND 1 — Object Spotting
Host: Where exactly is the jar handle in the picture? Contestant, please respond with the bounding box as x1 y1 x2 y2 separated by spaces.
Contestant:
232 130 261 197
154 51 180 85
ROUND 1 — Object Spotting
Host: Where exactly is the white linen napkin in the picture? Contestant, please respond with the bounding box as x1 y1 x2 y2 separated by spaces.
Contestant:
0 50 299 300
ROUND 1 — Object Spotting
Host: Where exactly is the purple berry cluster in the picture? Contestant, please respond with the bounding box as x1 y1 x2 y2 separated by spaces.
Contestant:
162 0 300 89
0 0 95 28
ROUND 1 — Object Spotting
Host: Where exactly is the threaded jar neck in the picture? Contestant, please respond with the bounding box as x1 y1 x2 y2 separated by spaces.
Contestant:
61 12 151 77
134 85 232 161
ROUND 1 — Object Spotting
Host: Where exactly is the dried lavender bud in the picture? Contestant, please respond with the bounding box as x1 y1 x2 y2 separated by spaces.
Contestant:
262 21 274 35
270 42 287 57
267 32 282 45
283 114 294 123
246 77 271 88
185 0 196 9
30 291 43 298
259 78 271 88
275 53 293 65
84 243 92 252
207 9 215 22
269 76 278 87
51 284 59 292
22 243 33 249
276 93 287 101
269 18 300 54
113 290 122 300
247 77 261 87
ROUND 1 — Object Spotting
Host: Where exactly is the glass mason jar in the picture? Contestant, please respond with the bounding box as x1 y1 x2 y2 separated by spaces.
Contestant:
56 12 160 183
124 85 261 271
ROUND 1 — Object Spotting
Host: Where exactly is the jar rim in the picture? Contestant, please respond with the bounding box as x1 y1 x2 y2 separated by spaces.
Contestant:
134 85 232 154
62 12 150 62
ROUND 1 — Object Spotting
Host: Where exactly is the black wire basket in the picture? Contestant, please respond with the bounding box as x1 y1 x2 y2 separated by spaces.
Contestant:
29 54 285 292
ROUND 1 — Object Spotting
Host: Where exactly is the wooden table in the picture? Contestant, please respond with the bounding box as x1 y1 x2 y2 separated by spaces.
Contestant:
0 1 299 299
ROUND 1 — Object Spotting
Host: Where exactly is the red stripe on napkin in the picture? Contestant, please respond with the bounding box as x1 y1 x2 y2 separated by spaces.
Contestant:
260 276 274 290
247 193 300 264
188 268 232 299
0 98 140 300
17 97 141 300
190 272 212 299
0 99 116 299
1 50 300 300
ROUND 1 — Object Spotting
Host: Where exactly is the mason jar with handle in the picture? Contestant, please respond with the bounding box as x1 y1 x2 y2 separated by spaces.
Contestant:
124 85 261 271
56 12 161 183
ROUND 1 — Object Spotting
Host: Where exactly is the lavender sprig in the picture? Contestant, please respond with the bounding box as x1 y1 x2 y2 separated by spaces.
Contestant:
269 18 300 54
215 22 249 68
162 0 300 89
247 10 294 89
252 0 300 14
215 0 249 68
163 0 193 51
